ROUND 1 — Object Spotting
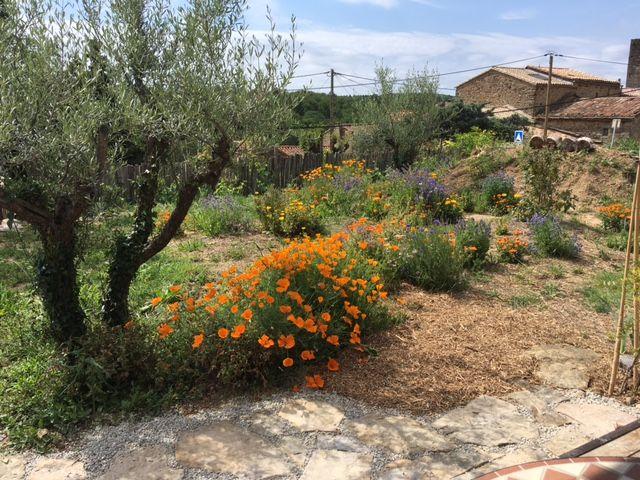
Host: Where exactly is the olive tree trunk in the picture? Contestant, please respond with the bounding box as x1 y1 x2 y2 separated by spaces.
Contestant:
102 136 230 327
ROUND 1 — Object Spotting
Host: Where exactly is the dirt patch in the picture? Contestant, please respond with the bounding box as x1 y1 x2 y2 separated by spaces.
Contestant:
329 224 623 415
446 147 635 210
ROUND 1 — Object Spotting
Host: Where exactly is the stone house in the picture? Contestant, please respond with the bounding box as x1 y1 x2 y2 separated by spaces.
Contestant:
535 96 640 140
456 39 640 140
456 65 621 119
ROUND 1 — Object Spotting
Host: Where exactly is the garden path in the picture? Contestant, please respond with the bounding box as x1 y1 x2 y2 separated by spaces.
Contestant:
2 343 639 480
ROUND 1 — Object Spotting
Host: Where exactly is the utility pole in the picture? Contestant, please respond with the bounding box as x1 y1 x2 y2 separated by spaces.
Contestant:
330 68 335 125
542 53 554 141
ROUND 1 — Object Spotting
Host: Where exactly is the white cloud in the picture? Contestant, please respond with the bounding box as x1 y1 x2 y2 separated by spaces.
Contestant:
500 9 536 21
265 27 629 93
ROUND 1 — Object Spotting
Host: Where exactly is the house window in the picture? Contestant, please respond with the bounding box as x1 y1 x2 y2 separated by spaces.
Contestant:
602 128 610 136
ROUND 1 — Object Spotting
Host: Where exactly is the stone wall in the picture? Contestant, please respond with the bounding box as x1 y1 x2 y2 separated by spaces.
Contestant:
546 117 640 141
457 70 537 110
572 81 622 99
627 39 640 88
533 85 577 115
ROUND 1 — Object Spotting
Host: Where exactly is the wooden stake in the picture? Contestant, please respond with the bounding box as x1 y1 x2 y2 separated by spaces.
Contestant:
636 152 640 388
609 159 640 395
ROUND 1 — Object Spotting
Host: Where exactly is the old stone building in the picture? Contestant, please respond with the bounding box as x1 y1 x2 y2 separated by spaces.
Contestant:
456 65 621 118
456 39 640 140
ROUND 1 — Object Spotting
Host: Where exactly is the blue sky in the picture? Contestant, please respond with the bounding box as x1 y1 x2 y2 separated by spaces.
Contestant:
246 0 640 93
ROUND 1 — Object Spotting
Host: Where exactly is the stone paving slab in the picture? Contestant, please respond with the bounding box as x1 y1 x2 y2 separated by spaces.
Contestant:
175 422 290 479
343 414 455 454
97 446 182 480
300 450 372 480
277 398 345 432
432 396 539 447
3 389 638 479
524 344 600 389
556 403 637 437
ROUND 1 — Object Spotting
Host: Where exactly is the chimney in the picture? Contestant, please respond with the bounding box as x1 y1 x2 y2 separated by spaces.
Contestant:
627 39 640 88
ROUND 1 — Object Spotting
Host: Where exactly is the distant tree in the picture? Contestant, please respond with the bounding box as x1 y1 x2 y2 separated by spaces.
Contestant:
352 67 441 168
0 0 298 344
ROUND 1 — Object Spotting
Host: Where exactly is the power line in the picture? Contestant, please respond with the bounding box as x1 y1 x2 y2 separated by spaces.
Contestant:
291 71 331 79
556 54 628 66
287 53 550 93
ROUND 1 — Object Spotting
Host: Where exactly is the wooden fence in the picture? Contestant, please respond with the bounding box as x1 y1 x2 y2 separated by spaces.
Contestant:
113 151 394 200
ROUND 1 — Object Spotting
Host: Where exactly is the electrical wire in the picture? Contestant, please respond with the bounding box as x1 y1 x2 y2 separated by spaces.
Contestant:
556 54 628 66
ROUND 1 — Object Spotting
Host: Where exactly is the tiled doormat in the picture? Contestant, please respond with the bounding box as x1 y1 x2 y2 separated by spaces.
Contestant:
477 457 640 480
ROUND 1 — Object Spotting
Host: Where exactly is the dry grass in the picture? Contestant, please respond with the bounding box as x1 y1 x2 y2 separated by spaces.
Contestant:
328 215 626 414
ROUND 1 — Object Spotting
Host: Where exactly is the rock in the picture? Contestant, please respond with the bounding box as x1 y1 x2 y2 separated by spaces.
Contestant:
525 344 600 389
29 458 86 480
555 403 637 437
468 448 547 478
0 455 26 480
506 389 571 426
543 427 591 457
250 412 288 436
175 422 290 479
97 446 182 480
279 436 307 466
300 450 372 480
277 399 344 432
589 427 640 456
380 449 491 480
315 434 366 452
432 396 539 447
343 414 454 455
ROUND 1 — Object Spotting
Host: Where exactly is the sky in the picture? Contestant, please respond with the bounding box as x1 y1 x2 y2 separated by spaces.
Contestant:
245 0 640 94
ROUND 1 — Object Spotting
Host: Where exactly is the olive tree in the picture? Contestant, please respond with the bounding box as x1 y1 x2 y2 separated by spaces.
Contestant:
0 0 298 344
352 66 441 168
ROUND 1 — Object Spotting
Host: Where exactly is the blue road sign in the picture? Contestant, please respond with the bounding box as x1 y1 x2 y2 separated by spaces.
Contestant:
514 130 524 144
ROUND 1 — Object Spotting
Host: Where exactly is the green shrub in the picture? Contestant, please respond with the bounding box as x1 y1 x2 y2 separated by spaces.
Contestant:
520 148 573 214
457 188 476 213
398 228 466 291
444 127 496 159
528 214 580 258
480 172 519 215
605 232 628 251
189 195 257 237
255 187 325 237
455 220 491 269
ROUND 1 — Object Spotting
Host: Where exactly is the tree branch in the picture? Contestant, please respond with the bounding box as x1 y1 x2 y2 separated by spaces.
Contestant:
141 135 231 263
0 190 50 227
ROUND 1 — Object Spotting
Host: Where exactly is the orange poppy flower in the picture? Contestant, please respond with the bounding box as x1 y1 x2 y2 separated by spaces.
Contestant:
168 302 180 312
169 285 182 294
241 309 253 321
278 334 295 349
158 323 174 339
327 358 340 372
231 324 246 339
301 350 316 361
326 335 340 347
218 294 230 305
358 241 368 250
276 278 290 293
321 312 331 322
218 327 230 339
287 291 303 305
258 334 275 349
185 297 196 312
304 319 317 333
279 305 292 314
282 357 294 368
288 315 305 328
192 333 205 349
305 374 325 389
317 296 324 303
151 297 163 307
231 305 239 314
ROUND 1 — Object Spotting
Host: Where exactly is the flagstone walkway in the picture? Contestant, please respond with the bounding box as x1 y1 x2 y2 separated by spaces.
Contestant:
1 385 638 480
1 344 639 479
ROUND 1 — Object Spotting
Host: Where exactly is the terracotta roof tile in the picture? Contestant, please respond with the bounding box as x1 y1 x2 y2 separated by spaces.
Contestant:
276 145 305 157
492 67 573 86
526 65 620 85
537 96 640 119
